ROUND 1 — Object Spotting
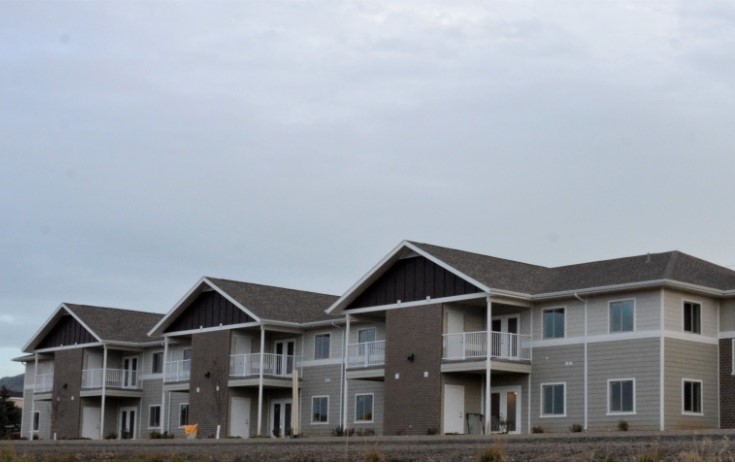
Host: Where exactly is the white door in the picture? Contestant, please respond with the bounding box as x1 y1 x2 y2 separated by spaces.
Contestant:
232 333 252 355
119 407 137 439
491 316 519 358
122 356 138 388
274 340 295 376
270 400 292 437
490 386 521 434
445 311 465 359
443 384 465 434
81 406 101 439
230 397 251 438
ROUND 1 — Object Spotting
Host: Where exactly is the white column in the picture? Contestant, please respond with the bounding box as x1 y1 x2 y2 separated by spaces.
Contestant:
100 345 108 439
342 314 351 429
161 337 169 434
256 325 265 436
30 353 38 440
485 295 492 435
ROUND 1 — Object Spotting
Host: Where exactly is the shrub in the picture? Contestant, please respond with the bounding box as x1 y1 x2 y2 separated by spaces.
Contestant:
365 448 386 462
477 445 506 462
569 424 583 433
617 420 629 432
532 426 544 434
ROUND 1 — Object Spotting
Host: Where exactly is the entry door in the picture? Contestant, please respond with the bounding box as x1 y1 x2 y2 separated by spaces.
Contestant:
445 311 465 359
119 407 137 439
491 316 519 358
81 406 101 439
230 397 251 438
122 356 138 388
490 387 520 434
443 384 465 434
270 400 292 437
274 340 295 376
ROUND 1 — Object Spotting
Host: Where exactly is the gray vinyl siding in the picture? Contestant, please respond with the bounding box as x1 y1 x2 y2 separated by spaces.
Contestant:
303 328 344 361
664 290 718 336
530 344 584 432
300 365 343 436
32 400 52 439
586 291 661 335
141 378 164 432
720 300 735 332
20 391 33 438
532 299 584 340
346 379 384 435
664 338 718 429
164 391 190 434
587 338 660 431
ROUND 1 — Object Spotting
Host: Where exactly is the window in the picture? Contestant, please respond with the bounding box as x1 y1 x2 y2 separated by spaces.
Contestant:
179 403 189 427
610 300 634 333
608 379 635 414
543 308 565 339
684 302 701 334
33 411 40 432
683 380 702 414
149 405 161 428
541 383 565 416
315 334 331 360
358 328 376 343
355 394 374 423
152 352 163 374
312 396 329 424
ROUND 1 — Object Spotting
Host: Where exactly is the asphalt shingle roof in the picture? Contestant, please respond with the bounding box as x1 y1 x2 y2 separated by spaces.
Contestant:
206 278 339 324
408 242 735 294
65 304 164 343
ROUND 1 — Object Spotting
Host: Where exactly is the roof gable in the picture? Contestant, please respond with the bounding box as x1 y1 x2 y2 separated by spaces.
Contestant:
165 289 255 333
37 313 97 349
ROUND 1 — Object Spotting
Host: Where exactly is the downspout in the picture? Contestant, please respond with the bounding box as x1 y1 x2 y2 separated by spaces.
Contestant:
574 293 588 431
100 345 108 439
332 320 346 430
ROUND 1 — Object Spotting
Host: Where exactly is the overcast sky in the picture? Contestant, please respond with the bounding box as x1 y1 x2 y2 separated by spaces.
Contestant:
2 1 735 378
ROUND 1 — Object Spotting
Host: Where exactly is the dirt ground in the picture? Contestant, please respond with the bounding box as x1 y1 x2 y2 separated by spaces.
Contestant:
3 430 735 461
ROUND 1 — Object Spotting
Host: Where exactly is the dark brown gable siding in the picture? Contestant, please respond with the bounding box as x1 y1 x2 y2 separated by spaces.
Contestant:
38 315 96 349
166 291 254 333
347 256 482 309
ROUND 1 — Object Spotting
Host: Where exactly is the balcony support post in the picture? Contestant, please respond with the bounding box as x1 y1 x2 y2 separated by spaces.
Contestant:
485 295 492 435
342 314 351 429
161 337 169 434
257 325 265 436
100 345 108 439
29 353 38 440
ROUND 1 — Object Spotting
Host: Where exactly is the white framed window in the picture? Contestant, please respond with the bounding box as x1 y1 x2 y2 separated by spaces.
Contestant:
358 328 376 343
148 405 161 428
311 396 329 424
314 333 331 360
540 383 566 417
179 403 189 428
608 379 635 414
682 379 703 415
683 301 701 334
543 308 565 339
32 411 40 432
609 299 635 333
355 393 374 423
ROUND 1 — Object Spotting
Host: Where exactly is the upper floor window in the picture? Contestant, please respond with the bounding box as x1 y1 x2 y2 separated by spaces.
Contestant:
684 302 701 334
541 383 565 416
608 379 635 414
610 300 634 333
315 334 331 360
152 352 163 374
543 308 565 339
358 328 376 343
683 379 702 414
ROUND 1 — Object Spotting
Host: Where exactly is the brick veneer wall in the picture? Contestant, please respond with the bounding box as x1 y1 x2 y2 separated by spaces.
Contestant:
720 338 735 428
190 330 232 438
51 348 83 439
383 303 443 435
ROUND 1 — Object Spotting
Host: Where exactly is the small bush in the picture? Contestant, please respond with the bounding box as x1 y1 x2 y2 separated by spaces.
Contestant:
365 448 386 462
569 424 583 433
477 445 506 462
618 420 629 432
532 426 544 434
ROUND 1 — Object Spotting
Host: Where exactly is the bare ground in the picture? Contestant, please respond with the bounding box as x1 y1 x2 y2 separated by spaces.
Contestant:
3 430 735 461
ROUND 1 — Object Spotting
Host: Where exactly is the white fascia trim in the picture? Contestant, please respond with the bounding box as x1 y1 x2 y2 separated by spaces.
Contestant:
300 359 343 368
344 292 490 315
531 279 726 301
22 304 103 352
301 319 346 328
719 331 735 339
35 342 103 353
162 321 261 338
100 340 162 348
532 329 718 349
259 319 301 328
662 330 718 345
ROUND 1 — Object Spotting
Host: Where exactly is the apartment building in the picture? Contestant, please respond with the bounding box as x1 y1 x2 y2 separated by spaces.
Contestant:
16 240 735 438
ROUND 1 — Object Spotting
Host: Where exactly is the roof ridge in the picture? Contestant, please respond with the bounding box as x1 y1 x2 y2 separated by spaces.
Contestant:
668 250 735 276
550 251 676 270
408 241 549 270
206 276 339 298
63 303 163 316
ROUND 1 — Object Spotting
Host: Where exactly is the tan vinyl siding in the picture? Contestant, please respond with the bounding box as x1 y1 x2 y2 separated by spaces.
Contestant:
299 365 343 436
346 379 384 435
531 344 584 431
141 378 163 430
663 290 718 336
664 338 718 429
349 323 386 343
587 338 660 431
532 299 584 340
303 328 343 361
720 300 735 333
586 290 660 335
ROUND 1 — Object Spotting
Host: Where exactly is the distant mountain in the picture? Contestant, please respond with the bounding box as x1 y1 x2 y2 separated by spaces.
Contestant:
0 374 24 393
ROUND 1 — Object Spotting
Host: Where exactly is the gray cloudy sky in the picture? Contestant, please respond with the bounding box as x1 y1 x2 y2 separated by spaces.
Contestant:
2 1 735 377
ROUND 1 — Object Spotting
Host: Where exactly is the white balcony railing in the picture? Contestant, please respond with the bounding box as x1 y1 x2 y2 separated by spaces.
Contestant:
164 360 191 383
34 373 54 393
229 353 302 378
442 331 531 361
81 368 142 389
347 340 386 368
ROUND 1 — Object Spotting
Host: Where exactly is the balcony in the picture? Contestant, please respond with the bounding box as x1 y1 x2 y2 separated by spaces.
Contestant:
442 331 531 362
81 368 142 390
229 353 302 378
34 373 54 393
165 360 191 383
347 340 386 368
